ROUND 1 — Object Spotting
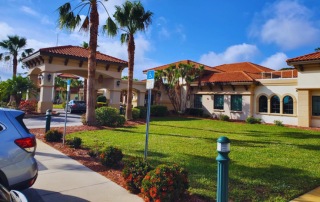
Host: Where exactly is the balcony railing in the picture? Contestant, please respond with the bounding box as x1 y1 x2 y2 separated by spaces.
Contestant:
260 70 297 79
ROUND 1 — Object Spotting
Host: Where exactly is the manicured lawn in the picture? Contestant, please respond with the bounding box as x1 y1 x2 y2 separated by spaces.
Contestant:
53 104 64 109
67 117 320 201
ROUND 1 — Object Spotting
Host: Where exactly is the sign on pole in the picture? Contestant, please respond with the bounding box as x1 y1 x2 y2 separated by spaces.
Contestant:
146 70 155 90
144 70 155 160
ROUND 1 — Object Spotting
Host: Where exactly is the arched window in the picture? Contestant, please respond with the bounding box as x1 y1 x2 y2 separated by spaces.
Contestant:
283 96 293 114
271 95 280 113
258 95 268 113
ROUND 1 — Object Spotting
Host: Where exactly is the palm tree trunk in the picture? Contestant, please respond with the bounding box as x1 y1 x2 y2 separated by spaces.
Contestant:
86 1 98 126
8 55 18 107
13 55 18 78
125 34 135 120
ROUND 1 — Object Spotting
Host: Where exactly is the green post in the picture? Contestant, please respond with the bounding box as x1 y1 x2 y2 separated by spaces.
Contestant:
45 109 52 133
216 136 230 202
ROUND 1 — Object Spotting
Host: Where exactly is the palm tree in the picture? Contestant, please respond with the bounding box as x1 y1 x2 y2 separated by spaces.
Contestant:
104 1 153 120
58 0 109 125
0 35 33 78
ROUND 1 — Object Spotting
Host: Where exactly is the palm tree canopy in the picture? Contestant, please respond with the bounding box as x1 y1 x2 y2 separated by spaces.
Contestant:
104 1 153 43
57 0 108 32
0 35 27 56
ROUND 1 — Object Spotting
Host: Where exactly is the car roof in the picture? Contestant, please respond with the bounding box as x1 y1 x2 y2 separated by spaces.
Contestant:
0 108 24 117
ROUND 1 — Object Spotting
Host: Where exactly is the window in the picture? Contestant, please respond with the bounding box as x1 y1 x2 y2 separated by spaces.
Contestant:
283 96 293 114
194 95 202 109
231 95 242 111
312 96 320 116
258 95 268 113
271 95 280 113
214 95 224 110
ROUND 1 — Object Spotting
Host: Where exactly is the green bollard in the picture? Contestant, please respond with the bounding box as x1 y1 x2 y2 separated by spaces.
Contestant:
216 136 230 202
45 109 52 133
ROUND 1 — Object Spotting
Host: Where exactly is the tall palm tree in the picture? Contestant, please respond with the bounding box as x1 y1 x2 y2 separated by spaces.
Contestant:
58 0 109 125
104 1 153 120
0 35 33 78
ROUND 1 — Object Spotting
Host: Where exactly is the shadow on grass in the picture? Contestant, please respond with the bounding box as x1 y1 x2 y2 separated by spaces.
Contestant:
228 163 320 201
278 131 320 139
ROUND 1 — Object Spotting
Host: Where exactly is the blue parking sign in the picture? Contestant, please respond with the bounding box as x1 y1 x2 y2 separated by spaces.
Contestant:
147 70 155 80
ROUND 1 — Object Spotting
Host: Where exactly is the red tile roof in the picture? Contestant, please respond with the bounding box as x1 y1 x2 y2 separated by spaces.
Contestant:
39 45 127 65
213 62 274 73
286 51 320 63
57 73 80 79
202 71 254 83
142 60 221 73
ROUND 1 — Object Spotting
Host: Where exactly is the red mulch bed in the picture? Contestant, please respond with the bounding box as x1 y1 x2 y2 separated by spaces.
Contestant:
30 121 206 202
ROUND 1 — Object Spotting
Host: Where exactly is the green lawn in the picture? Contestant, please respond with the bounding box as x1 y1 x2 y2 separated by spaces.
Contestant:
53 104 64 109
67 117 320 201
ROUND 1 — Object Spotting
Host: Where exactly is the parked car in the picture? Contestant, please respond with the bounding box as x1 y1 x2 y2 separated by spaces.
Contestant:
66 100 86 113
0 108 38 191
0 183 27 202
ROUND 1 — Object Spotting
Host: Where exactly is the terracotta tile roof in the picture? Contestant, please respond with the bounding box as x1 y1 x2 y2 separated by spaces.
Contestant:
39 45 127 65
142 60 221 73
213 62 274 73
202 71 254 83
286 51 320 63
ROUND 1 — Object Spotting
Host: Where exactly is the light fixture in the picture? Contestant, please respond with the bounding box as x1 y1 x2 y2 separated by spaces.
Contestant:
161 75 168 84
47 73 52 82
116 80 121 86
217 136 230 153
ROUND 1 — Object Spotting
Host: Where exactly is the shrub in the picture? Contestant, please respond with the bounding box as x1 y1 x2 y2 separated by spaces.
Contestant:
100 146 124 168
150 105 168 117
70 137 82 149
246 116 262 124
96 102 107 108
219 114 230 121
45 130 63 142
18 100 37 113
0 101 8 108
274 120 284 127
141 164 189 202
123 158 152 193
185 108 203 117
62 101 66 109
81 113 87 125
132 108 140 120
96 95 107 103
95 107 125 127
135 106 147 119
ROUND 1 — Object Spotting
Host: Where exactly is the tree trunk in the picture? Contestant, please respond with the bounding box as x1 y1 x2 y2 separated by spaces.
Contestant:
86 1 98 126
8 55 18 107
13 55 18 78
125 34 135 120
84 79 87 101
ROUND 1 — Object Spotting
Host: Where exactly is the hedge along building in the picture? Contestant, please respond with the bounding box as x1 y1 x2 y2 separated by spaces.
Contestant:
22 45 146 113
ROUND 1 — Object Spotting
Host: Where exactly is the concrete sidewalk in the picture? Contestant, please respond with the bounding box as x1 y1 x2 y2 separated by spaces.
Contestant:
291 187 320 202
23 140 143 202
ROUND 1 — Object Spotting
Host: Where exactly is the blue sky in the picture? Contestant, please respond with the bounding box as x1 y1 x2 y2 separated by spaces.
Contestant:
1 0 320 81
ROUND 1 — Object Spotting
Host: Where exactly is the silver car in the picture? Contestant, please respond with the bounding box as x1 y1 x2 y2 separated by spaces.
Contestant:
0 108 38 190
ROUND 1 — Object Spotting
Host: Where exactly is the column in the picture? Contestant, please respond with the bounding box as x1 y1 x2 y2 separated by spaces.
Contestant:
38 72 54 113
108 89 121 109
27 74 39 101
137 91 146 107
297 90 310 127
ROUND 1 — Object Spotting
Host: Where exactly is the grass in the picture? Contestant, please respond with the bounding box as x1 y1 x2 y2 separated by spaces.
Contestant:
53 104 64 109
67 117 320 201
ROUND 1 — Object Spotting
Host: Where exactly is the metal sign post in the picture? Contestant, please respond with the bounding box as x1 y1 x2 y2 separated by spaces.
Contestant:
63 79 71 144
144 70 155 160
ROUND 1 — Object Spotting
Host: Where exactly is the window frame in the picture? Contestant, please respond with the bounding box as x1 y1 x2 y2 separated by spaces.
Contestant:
194 94 202 109
283 95 293 114
258 95 268 113
214 94 224 110
270 95 280 113
231 95 242 111
312 96 320 116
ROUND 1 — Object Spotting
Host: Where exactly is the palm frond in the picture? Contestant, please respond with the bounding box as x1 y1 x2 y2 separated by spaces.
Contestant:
120 33 129 44
103 17 118 36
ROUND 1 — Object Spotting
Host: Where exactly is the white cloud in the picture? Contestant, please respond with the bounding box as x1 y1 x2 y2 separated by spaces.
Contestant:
0 22 14 40
20 6 38 16
260 52 288 70
251 0 320 50
199 43 259 66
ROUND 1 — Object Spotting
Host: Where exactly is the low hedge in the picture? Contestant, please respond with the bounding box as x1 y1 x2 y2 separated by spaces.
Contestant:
150 105 168 117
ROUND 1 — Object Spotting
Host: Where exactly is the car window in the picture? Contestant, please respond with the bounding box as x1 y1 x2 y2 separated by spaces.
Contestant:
0 124 3 131
75 101 85 104
15 114 30 133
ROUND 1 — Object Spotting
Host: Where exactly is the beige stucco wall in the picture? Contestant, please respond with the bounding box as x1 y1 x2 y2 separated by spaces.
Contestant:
254 79 298 125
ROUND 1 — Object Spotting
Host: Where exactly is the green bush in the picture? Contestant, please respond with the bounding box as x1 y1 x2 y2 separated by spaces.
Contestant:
185 108 203 117
246 116 262 124
123 158 152 193
219 114 230 121
141 164 189 202
99 146 124 168
96 102 107 108
81 113 87 125
150 105 168 117
96 95 107 103
95 107 125 127
274 120 284 127
70 137 82 149
62 101 66 109
45 130 63 142
135 106 147 119
0 101 8 108
132 108 140 120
